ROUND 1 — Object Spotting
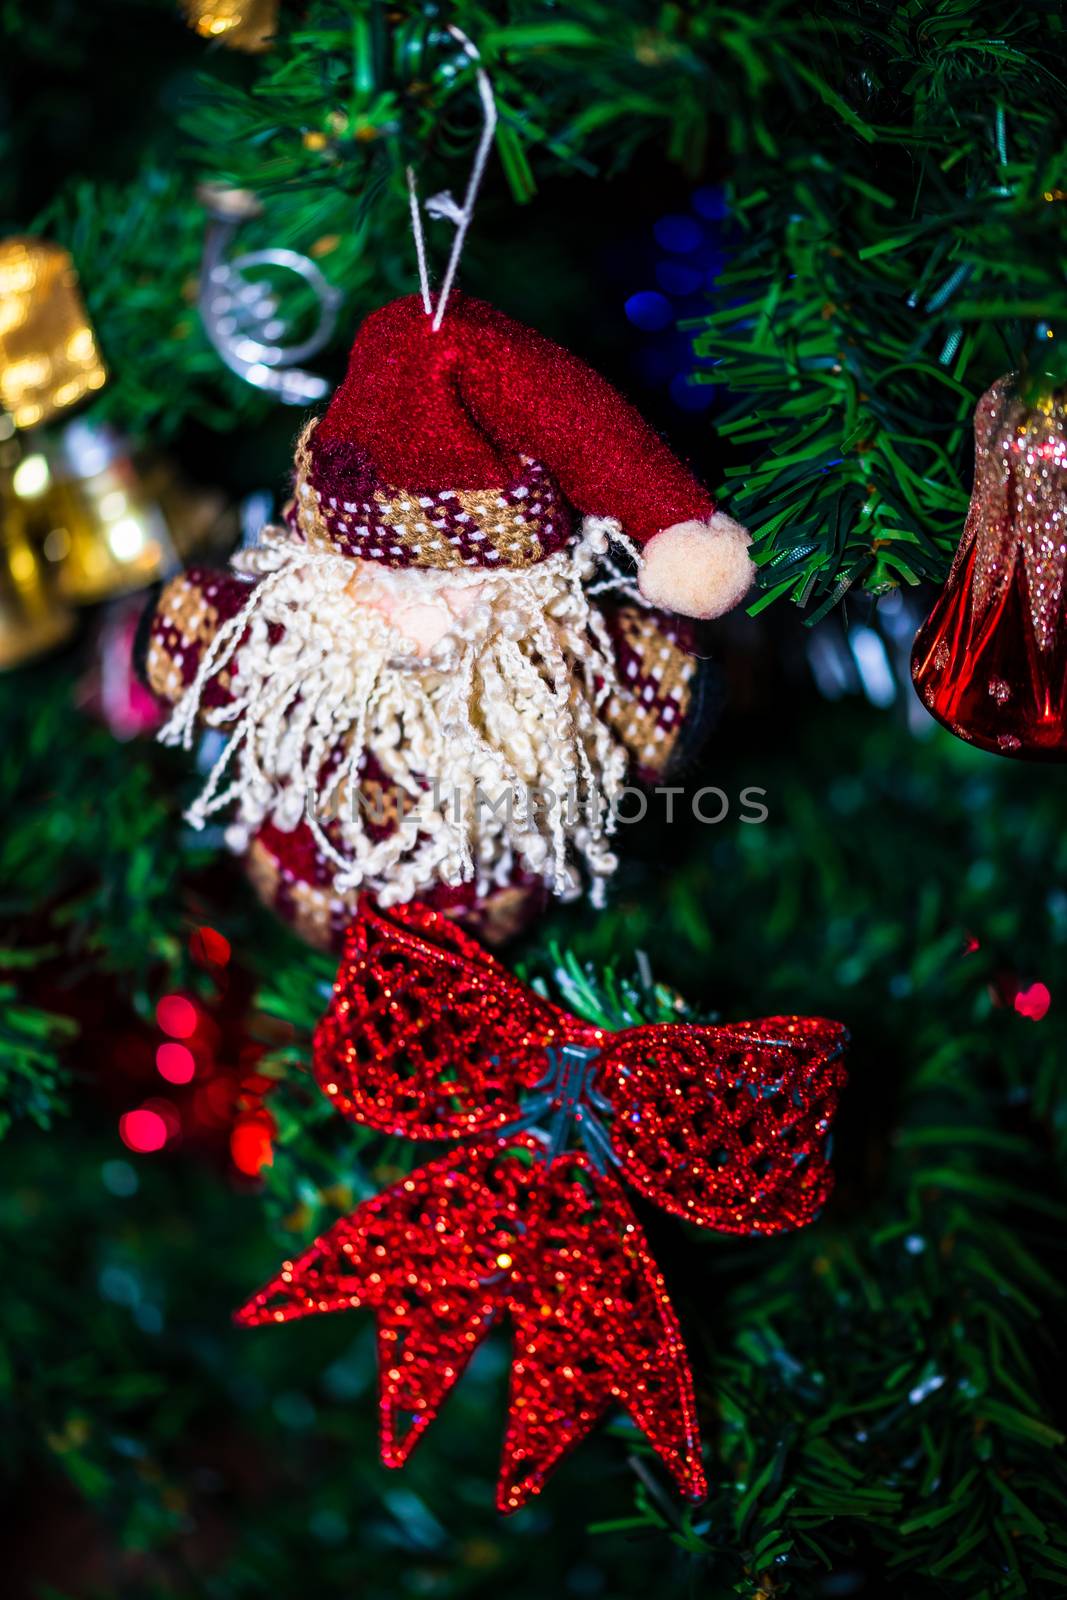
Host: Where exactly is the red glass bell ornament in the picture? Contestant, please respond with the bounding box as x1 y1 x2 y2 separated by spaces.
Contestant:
911 377 1067 760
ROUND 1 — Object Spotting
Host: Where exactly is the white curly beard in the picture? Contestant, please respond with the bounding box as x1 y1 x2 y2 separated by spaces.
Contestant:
159 523 630 908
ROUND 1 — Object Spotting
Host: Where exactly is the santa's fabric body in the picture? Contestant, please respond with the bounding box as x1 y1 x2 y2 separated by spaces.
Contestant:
145 294 753 947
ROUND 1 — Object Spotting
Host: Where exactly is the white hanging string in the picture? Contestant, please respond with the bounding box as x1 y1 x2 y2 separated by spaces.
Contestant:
407 25 498 332
431 27 497 329
406 165 433 315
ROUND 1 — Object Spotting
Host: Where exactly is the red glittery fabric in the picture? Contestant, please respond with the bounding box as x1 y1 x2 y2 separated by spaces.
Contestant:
238 901 848 1510
309 293 716 554
236 1138 704 1512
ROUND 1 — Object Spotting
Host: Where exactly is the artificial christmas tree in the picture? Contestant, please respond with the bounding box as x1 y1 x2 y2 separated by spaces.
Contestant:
3 3 1067 1598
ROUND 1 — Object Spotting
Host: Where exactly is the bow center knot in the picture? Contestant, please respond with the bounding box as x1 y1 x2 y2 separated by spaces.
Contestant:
494 1040 619 1170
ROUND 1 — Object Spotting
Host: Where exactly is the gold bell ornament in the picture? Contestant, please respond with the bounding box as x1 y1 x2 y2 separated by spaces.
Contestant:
0 420 74 669
0 237 98 666
39 420 175 606
0 236 106 429
181 0 279 52
0 236 178 641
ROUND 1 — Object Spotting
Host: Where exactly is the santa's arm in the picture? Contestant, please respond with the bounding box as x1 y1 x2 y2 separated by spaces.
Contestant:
455 300 754 620
143 566 253 718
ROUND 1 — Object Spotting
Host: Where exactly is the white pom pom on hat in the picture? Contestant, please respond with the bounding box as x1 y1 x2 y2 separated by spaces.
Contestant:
637 514 756 620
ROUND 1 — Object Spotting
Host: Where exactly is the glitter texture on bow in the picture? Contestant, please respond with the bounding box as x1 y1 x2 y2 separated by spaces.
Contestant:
237 902 848 1511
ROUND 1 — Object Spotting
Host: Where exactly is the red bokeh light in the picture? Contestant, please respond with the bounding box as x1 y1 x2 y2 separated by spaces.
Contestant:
156 993 198 1039
119 1107 169 1153
1014 982 1051 1021
190 925 231 967
230 1114 275 1176
156 1042 196 1084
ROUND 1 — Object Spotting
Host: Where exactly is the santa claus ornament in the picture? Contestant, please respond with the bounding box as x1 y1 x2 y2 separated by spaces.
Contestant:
146 32 754 945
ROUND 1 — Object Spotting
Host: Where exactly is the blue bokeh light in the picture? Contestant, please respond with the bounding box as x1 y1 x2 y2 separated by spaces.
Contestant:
652 214 705 254
624 290 674 331
692 186 730 221
619 185 733 411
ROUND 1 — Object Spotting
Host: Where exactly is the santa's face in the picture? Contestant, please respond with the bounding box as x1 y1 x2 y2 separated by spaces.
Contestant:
344 560 488 655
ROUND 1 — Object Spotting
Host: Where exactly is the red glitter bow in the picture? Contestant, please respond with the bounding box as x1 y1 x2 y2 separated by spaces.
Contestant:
237 902 847 1511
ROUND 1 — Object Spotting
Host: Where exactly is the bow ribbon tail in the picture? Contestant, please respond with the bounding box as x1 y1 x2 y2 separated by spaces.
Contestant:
236 1135 707 1511
499 1153 706 1512
235 1140 539 1470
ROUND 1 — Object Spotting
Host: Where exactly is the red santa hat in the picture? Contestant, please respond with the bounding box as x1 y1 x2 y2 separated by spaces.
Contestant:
291 292 753 620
